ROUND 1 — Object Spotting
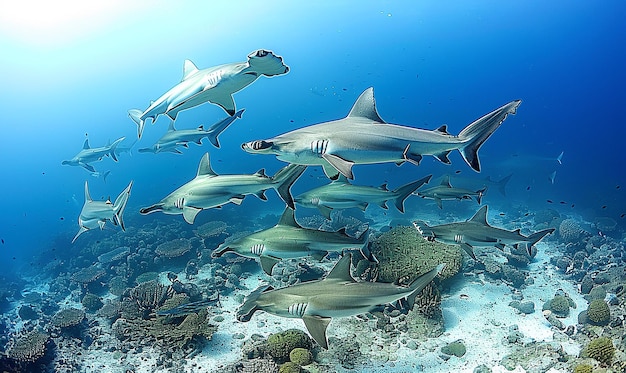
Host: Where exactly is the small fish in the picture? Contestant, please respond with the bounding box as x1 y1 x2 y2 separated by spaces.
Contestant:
620 214 625 218
1 238 4 244
499 213 505 216
602 205 607 209
455 170 461 174
617 185 621 189
547 200 553 203
527 186 531 191
560 201 566 204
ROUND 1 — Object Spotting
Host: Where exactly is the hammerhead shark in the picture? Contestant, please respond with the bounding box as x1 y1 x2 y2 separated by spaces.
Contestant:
73 180 133 243
413 205 555 259
237 254 444 349
129 49 289 138
212 207 370 274
242 87 521 179
139 153 306 224
416 175 486 209
62 137 125 172
294 174 432 219
138 109 244 154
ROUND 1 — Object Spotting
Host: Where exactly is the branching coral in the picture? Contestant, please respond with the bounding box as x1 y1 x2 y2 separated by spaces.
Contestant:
5 329 49 362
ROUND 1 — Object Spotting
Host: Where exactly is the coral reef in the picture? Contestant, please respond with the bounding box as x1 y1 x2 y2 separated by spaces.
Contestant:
369 226 461 282
586 299 611 325
97 246 130 264
51 308 85 329
193 220 228 238
266 329 313 362
558 218 585 243
580 337 614 366
543 294 574 317
81 293 103 312
126 280 172 318
70 264 106 285
289 347 313 366
5 329 49 362
572 363 593 373
155 238 193 258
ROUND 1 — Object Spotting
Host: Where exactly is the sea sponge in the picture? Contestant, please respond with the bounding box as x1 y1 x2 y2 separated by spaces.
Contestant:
370 226 461 282
51 308 85 329
586 299 610 325
289 347 313 366
267 329 312 362
580 336 614 365
5 329 49 362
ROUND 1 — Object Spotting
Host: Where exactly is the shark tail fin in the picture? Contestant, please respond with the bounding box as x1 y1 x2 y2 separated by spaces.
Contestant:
112 181 133 231
128 109 145 139
405 264 445 306
524 228 555 255
492 174 512 196
392 174 432 212
108 137 126 162
458 100 521 172
208 109 245 148
237 284 273 322
271 164 307 209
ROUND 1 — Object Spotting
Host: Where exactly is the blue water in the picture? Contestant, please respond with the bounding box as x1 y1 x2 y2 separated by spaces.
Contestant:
0 0 624 291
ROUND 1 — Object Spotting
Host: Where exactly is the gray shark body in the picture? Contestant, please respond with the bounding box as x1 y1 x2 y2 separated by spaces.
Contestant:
73 180 133 243
295 174 431 219
62 137 125 172
213 207 370 274
138 109 244 154
129 50 288 138
416 175 486 209
237 254 443 349
242 88 521 179
139 153 305 224
413 205 555 259
444 173 512 196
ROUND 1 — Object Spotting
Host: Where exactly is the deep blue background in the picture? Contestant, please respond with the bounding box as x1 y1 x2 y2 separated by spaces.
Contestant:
1 1 624 273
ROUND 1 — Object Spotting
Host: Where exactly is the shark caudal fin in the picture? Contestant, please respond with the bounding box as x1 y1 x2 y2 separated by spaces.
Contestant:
272 164 307 209
458 100 521 172
112 181 133 231
522 228 555 255
247 49 289 77
208 108 245 148
108 137 126 162
128 109 146 139
487 174 512 196
236 284 273 322
392 174 432 212
404 263 446 307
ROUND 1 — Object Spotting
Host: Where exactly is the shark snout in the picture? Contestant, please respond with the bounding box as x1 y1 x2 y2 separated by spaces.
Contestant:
139 204 163 215
211 246 232 258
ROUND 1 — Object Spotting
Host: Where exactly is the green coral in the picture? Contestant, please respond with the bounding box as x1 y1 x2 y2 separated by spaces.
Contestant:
370 226 461 282
289 347 313 366
572 363 593 373
441 340 466 357
6 329 49 362
586 299 610 325
545 295 571 317
82 293 104 312
580 337 614 366
267 329 312 362
279 362 302 373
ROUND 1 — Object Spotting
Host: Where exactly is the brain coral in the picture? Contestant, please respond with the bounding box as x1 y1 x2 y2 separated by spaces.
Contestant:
267 329 312 362
558 219 584 243
587 299 611 325
156 238 192 258
370 226 461 282
6 329 49 362
51 308 85 328
581 336 614 365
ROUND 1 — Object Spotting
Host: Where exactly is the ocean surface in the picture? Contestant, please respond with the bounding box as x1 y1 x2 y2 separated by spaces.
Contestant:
1 1 625 372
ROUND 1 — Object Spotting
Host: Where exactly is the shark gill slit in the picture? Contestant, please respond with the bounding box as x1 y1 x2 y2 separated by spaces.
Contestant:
251 244 264 255
288 303 307 317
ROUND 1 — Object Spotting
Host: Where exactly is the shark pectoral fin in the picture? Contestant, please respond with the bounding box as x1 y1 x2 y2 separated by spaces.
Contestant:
321 163 340 180
182 206 202 224
460 243 476 260
402 144 422 166
317 205 333 220
322 153 354 180
435 197 443 209
211 94 236 116
495 243 506 251
357 202 368 211
72 227 88 243
302 315 331 350
259 255 281 275
81 163 96 173
310 251 328 262
254 190 268 201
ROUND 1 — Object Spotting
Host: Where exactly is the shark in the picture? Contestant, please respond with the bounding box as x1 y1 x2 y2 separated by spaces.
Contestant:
242 87 521 179
128 49 289 138
416 175 487 209
413 205 555 259
294 174 432 219
237 254 444 349
73 180 133 243
138 109 244 154
139 153 306 224
62 137 125 172
443 173 512 196
212 207 370 274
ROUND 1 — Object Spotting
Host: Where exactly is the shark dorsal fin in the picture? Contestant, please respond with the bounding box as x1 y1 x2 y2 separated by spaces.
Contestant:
82 139 90 150
167 120 176 132
346 87 385 123
182 59 199 81
379 183 389 191
196 153 217 177
253 168 267 178
277 207 301 228
435 125 450 135
469 205 489 225
440 175 452 187
197 125 204 131
83 181 92 202
325 254 355 282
